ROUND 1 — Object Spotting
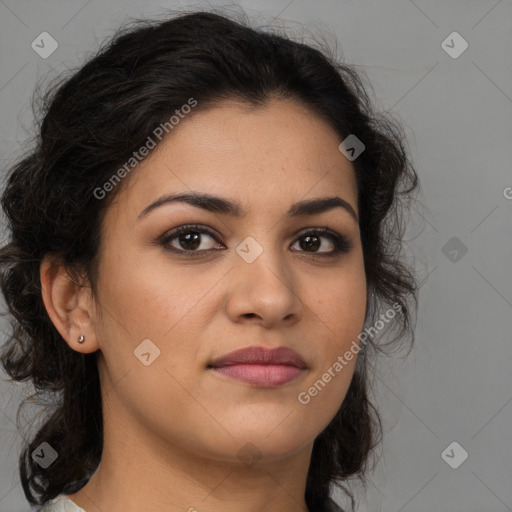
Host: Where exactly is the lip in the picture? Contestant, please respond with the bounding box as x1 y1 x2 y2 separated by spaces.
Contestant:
208 346 308 388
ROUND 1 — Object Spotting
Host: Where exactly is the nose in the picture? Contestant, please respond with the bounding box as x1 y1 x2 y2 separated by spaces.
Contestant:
224 240 304 328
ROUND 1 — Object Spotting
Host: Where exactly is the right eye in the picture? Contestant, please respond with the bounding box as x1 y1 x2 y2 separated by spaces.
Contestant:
159 224 225 256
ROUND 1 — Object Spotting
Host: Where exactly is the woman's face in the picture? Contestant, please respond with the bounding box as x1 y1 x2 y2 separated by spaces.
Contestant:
91 97 367 465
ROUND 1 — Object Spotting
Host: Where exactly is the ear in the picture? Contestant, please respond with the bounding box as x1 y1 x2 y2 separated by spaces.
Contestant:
40 254 99 354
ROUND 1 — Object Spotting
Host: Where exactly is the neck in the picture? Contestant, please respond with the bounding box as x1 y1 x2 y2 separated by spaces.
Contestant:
66 408 314 512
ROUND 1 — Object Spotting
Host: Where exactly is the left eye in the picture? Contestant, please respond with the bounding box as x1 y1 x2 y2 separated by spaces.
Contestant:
290 231 337 254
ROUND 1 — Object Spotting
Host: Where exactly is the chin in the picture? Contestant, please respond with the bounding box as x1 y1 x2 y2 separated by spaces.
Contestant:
204 424 316 463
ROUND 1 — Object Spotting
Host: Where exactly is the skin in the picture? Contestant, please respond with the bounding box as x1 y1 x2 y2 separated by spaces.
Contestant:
40 97 367 512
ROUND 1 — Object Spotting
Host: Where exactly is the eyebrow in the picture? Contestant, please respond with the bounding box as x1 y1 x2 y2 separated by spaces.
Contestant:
138 192 358 223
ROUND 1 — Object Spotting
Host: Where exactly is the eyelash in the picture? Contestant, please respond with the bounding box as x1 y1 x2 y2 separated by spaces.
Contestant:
158 224 353 259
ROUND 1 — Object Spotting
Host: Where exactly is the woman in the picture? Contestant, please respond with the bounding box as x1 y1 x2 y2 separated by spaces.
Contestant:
0 9 418 512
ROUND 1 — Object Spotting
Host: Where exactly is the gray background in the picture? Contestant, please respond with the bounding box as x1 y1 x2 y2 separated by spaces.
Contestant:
1 1 511 511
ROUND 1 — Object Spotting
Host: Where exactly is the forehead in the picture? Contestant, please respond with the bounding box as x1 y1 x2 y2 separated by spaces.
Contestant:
107 98 358 222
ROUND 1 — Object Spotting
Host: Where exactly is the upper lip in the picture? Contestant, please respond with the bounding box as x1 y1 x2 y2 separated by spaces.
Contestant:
209 346 307 369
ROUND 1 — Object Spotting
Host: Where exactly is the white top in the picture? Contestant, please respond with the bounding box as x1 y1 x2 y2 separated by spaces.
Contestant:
39 494 344 511
39 496 85 512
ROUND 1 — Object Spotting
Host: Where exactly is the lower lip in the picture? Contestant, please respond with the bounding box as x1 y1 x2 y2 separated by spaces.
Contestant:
211 364 306 387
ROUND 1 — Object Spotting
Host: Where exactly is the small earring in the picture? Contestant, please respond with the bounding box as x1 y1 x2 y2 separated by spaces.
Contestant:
77 334 85 344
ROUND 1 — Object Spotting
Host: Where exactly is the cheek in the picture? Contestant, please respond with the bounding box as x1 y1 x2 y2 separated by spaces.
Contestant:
94 244 229 405
308 260 367 347
298 261 366 405
93 250 214 430
97 244 209 339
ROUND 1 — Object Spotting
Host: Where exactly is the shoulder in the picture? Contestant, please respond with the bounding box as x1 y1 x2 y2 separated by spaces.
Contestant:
38 496 86 512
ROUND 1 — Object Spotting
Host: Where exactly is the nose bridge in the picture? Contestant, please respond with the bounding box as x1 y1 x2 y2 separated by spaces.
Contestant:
228 230 302 323
235 228 286 280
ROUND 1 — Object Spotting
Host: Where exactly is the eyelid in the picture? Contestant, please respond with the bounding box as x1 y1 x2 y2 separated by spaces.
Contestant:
159 224 220 243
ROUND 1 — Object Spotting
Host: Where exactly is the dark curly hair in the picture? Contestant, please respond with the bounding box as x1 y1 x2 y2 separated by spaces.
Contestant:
0 7 419 512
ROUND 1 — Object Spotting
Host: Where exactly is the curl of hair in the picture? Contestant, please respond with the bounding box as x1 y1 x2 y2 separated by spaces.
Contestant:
0 8 419 511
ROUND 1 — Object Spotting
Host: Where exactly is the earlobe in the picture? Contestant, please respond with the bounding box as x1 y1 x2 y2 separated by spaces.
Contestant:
40 255 99 354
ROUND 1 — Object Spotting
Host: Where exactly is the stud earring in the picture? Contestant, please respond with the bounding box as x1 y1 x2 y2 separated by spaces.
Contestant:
78 334 85 344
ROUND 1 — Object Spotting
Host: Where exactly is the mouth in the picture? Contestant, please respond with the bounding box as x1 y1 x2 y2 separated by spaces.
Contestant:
208 345 308 388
